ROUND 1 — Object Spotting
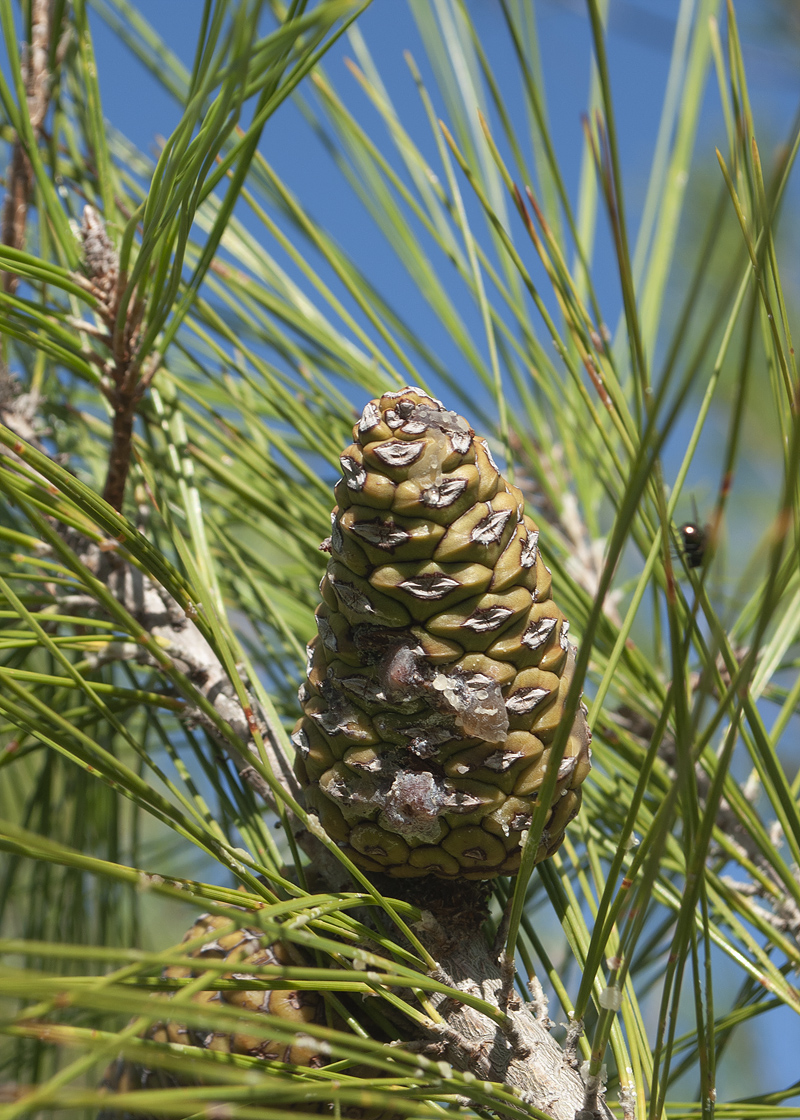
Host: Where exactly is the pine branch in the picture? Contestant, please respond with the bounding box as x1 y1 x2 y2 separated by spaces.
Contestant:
418 907 614 1120
62 531 612 1119
76 206 149 512
1 0 53 294
69 538 300 811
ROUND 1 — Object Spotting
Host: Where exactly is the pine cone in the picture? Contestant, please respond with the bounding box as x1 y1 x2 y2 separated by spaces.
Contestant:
293 387 591 880
98 913 326 1120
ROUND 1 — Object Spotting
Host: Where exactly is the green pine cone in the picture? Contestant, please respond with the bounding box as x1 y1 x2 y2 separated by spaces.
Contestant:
294 387 591 880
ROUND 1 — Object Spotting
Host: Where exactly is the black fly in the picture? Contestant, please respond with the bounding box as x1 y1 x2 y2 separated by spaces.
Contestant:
679 521 706 569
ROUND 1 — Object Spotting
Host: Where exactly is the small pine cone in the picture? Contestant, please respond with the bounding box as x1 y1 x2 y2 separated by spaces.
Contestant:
80 204 119 307
98 913 326 1120
293 387 591 880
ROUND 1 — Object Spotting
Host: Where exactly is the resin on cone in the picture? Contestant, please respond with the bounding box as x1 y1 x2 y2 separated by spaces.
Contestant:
293 387 591 880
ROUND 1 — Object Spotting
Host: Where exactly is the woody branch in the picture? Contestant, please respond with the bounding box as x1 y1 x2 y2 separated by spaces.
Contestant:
1 0 52 294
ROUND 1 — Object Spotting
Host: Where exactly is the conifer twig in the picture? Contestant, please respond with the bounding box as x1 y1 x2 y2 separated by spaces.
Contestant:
67 540 300 812
67 534 616 1118
1 0 52 294
77 207 149 512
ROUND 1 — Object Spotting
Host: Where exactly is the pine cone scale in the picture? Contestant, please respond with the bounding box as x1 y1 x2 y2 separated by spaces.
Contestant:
295 388 591 879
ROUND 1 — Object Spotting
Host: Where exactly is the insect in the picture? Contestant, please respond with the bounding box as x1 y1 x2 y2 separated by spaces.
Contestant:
679 520 706 569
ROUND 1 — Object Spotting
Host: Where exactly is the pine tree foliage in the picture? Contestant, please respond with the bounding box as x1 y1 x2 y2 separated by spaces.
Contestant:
1 1 800 1118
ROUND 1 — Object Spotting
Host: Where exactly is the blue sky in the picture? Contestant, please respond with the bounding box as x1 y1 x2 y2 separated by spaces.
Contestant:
86 0 800 467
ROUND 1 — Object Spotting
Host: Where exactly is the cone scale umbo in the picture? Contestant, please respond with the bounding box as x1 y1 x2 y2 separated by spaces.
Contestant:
293 387 591 880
